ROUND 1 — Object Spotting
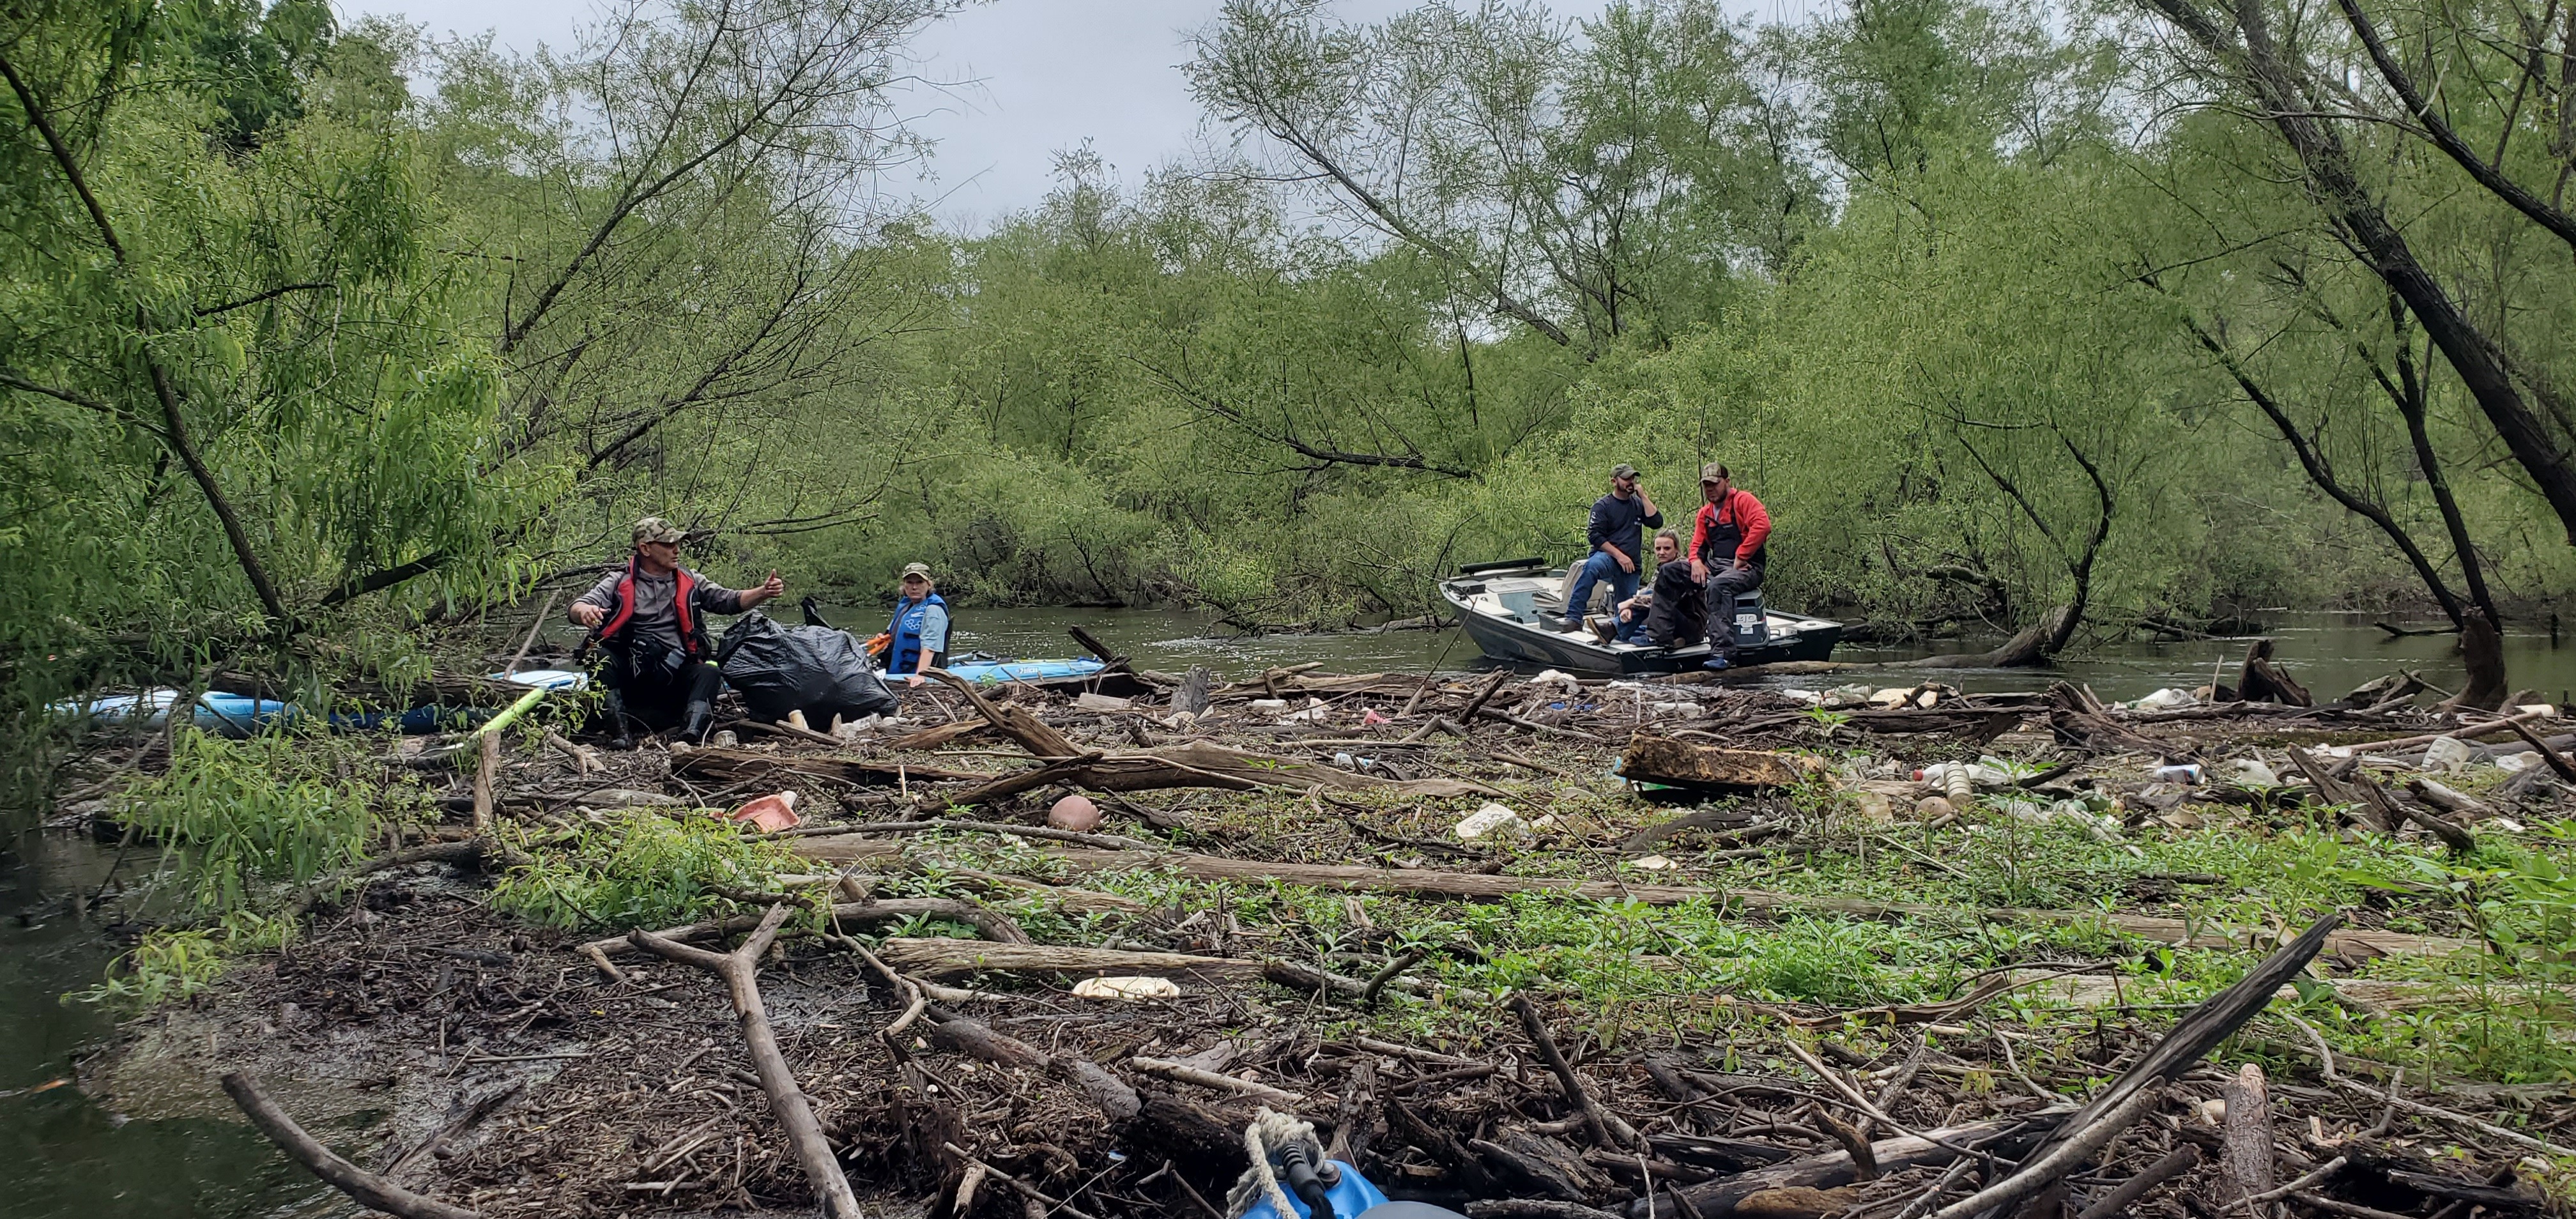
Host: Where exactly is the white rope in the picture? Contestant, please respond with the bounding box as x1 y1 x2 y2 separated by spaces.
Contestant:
1224 1107 1323 1219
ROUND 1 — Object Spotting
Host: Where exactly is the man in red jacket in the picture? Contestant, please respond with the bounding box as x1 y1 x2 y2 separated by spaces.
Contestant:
1646 463 1770 669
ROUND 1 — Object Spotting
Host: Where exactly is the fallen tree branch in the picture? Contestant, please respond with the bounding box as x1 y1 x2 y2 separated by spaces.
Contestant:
2279 1011 2576 1156
1631 1113 2065 1219
1126 1055 1302 1107
878 937 1257 979
792 842 2465 958
222 1071 484 1219
2004 913 2342 1183
626 905 863 1219
2071 1146 2200 1219
763 816 1157 852
1923 1083 2162 1219
585 896 1028 960
1514 993 1641 1151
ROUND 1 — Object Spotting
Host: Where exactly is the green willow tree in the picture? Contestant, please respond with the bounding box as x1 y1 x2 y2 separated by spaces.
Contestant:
1 0 557 700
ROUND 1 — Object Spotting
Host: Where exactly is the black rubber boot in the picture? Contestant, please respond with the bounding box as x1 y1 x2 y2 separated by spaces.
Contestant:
602 688 636 751
680 696 715 743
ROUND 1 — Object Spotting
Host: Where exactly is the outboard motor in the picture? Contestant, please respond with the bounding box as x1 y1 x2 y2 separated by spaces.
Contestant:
1730 589 1769 648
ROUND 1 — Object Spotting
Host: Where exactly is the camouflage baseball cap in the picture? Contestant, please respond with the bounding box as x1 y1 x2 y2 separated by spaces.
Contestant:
899 562 933 581
1699 462 1729 484
632 516 686 546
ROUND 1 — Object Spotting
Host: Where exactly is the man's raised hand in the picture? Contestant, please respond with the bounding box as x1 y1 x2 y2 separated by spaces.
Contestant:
570 602 607 628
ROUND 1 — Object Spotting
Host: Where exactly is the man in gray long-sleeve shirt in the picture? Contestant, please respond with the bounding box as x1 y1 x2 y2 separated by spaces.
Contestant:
569 516 785 744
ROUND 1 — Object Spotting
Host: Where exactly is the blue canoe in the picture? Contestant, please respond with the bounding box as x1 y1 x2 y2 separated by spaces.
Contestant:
51 669 588 737
944 657 1108 686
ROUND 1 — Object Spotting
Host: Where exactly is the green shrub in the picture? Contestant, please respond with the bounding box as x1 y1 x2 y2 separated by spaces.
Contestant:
491 811 803 930
117 730 387 912
65 913 292 1010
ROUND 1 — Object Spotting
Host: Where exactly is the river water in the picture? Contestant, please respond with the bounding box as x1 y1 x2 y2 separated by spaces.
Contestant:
0 832 328 1219
910 604 2576 705
5 604 2568 1217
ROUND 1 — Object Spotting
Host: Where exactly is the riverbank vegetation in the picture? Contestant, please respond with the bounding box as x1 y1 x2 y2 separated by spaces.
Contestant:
10 0 2576 733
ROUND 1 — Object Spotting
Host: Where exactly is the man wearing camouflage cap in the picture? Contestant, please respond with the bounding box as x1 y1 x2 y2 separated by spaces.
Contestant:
569 517 785 745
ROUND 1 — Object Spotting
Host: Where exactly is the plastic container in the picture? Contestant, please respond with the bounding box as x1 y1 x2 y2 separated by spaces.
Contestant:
728 790 800 832
1239 1162 1391 1219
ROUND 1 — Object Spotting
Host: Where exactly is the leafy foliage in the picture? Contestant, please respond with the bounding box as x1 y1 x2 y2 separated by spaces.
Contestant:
114 730 393 912
490 811 804 931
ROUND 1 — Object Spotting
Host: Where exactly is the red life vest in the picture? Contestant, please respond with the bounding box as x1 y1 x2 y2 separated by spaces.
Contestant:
597 557 705 658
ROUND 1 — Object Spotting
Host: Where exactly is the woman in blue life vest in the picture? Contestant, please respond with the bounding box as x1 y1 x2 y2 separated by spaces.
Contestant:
886 562 951 689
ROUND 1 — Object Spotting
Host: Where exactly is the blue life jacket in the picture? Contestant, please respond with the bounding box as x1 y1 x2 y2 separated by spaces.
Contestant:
887 592 950 675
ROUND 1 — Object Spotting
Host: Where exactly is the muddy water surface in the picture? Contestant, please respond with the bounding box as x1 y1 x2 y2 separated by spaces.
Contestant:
0 832 328 1218
873 604 2576 703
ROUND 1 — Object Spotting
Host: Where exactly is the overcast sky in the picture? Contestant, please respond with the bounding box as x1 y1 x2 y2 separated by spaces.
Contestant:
346 0 1813 227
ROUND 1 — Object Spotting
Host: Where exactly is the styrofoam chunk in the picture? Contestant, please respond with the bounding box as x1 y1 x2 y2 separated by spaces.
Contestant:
1454 803 1530 840
1071 976 1182 1001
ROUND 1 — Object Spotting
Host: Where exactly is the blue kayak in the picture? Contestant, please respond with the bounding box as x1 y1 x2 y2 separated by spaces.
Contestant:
52 669 588 737
944 657 1108 685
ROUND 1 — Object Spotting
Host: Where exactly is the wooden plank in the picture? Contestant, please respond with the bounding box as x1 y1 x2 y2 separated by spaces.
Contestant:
673 747 990 787
877 937 1258 979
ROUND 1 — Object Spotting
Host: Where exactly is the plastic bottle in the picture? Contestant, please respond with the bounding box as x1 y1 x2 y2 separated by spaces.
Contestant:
1916 762 1976 803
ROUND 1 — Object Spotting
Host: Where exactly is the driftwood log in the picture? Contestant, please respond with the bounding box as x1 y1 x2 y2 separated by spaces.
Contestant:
674 747 990 788
2045 683 2168 754
1620 735 1823 790
1630 1114 2062 1219
877 937 1261 979
2448 611 2508 712
1630 914 2344 1219
2215 1062 2277 1209
2235 638 2313 707
223 1071 486 1219
937 739 1497 803
583 896 1029 961
792 841 2464 958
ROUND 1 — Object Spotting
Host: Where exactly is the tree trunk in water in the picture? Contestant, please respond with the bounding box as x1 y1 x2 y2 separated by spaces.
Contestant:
2234 639 2313 706
2448 611 2508 712
1908 606 2069 670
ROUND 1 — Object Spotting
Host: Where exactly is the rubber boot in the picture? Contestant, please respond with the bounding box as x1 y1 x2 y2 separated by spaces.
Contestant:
602 688 637 751
680 696 715 744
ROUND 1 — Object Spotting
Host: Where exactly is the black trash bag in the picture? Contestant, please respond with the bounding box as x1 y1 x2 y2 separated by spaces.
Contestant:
716 611 900 724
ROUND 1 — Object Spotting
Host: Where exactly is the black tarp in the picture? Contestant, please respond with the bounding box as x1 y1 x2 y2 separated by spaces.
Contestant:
716 612 900 723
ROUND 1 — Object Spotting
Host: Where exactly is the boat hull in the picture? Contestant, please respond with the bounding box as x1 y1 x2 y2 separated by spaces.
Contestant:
1441 572 1843 675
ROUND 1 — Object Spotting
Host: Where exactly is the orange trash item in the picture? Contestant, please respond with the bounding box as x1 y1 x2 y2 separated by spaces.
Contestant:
728 790 801 832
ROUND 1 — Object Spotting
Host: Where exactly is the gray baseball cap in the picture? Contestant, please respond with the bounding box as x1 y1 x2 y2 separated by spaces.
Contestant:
1610 463 1638 480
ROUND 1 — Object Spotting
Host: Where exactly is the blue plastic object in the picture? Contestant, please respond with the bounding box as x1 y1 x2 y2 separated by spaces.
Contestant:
49 668 590 738
1238 1162 1390 1219
946 657 1108 685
